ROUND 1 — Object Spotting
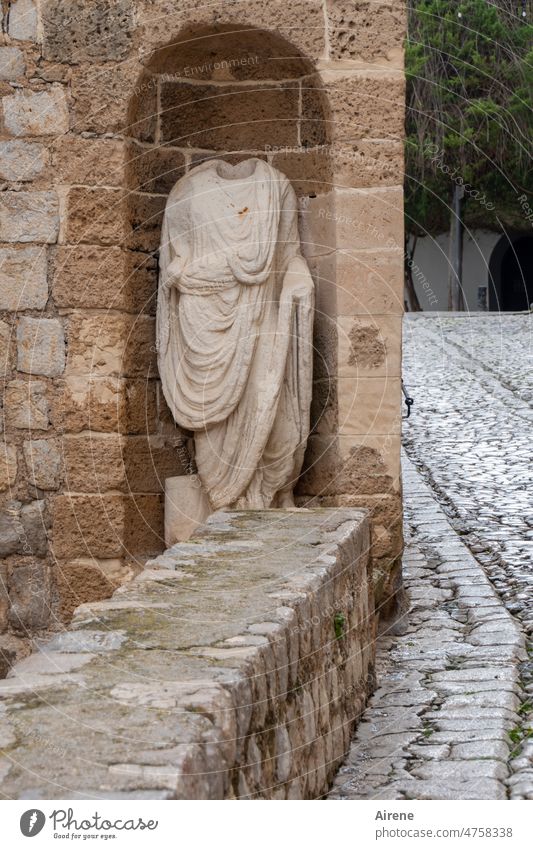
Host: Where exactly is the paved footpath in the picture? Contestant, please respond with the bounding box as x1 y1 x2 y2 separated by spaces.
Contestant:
329 314 533 800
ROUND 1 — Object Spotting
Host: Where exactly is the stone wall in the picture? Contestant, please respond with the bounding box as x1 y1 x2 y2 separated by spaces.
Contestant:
0 0 405 664
0 508 374 800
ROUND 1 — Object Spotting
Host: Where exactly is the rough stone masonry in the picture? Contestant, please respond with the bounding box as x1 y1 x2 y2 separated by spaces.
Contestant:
0 0 406 667
0 508 374 800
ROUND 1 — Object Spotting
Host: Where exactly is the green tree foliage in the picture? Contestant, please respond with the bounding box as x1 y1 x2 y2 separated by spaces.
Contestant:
406 0 532 235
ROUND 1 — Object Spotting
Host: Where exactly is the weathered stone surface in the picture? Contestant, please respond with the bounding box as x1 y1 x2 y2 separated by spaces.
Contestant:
16 317 65 377
66 188 125 246
331 139 405 189
55 561 116 622
51 494 126 559
0 47 25 80
271 149 333 198
71 59 147 136
126 141 186 195
65 314 156 379
334 187 404 252
62 434 182 493
7 0 39 42
50 136 126 188
50 246 156 313
0 444 18 492
327 1 406 63
0 508 372 799
4 380 50 430
137 0 326 65
0 504 24 558
51 493 163 560
0 246 48 310
0 141 49 182
20 500 49 557
160 81 299 150
0 563 9 633
0 192 59 244
303 71 405 144
2 88 69 137
57 376 157 435
23 439 61 490
8 561 50 633
0 320 12 373
42 0 134 63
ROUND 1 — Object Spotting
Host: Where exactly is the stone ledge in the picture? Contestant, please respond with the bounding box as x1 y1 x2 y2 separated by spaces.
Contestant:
0 507 374 800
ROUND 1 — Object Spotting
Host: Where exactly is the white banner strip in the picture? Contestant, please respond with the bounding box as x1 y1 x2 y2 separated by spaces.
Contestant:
2 799 530 848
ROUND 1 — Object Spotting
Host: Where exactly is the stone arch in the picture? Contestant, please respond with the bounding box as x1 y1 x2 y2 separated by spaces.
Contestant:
488 233 533 311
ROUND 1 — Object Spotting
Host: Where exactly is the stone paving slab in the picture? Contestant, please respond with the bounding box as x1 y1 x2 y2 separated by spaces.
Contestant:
328 455 526 800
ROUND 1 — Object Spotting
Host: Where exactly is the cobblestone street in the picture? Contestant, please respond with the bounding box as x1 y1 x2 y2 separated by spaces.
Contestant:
330 313 533 800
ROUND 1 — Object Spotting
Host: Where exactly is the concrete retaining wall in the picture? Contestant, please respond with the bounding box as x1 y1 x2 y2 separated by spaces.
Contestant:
0 508 374 799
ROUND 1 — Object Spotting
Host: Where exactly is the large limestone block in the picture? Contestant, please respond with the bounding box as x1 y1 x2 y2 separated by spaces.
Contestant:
327 1 406 63
0 141 49 182
23 439 61 490
0 444 18 492
8 560 51 633
0 46 25 80
51 246 156 313
71 59 150 136
159 81 299 150
300 433 401 497
338 376 402 435
58 376 157 435
7 0 40 42
54 561 116 622
51 494 127 559
0 319 12 372
42 0 134 63
0 246 48 310
329 139 405 189
334 187 404 252
126 141 186 195
313 249 404 317
4 380 50 430
65 188 126 246
0 192 59 244
304 70 405 143
16 317 65 377
337 315 402 378
65 314 156 379
51 493 163 559
3 88 69 137
51 137 125 187
60 434 181 493
137 0 327 64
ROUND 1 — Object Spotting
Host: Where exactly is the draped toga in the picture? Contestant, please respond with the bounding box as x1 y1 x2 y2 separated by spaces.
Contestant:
156 158 314 510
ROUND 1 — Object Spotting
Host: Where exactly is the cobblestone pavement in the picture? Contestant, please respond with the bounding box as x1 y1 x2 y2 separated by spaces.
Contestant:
329 313 533 800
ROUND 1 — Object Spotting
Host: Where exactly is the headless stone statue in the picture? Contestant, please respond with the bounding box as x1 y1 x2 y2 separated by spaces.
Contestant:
157 157 314 512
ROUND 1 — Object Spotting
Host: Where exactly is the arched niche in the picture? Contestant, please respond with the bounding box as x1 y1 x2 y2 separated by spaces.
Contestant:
122 23 334 558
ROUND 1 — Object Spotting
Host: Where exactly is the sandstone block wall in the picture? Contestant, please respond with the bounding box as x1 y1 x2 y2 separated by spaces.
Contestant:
0 508 374 800
0 0 405 664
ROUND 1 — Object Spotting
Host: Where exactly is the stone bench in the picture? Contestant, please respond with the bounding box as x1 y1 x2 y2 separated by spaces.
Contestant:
0 508 374 800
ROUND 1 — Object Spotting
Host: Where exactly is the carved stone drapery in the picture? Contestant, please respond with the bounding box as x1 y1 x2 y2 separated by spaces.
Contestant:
157 158 314 510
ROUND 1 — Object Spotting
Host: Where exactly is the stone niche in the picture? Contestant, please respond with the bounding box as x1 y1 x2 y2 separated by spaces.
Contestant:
0 1 406 669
